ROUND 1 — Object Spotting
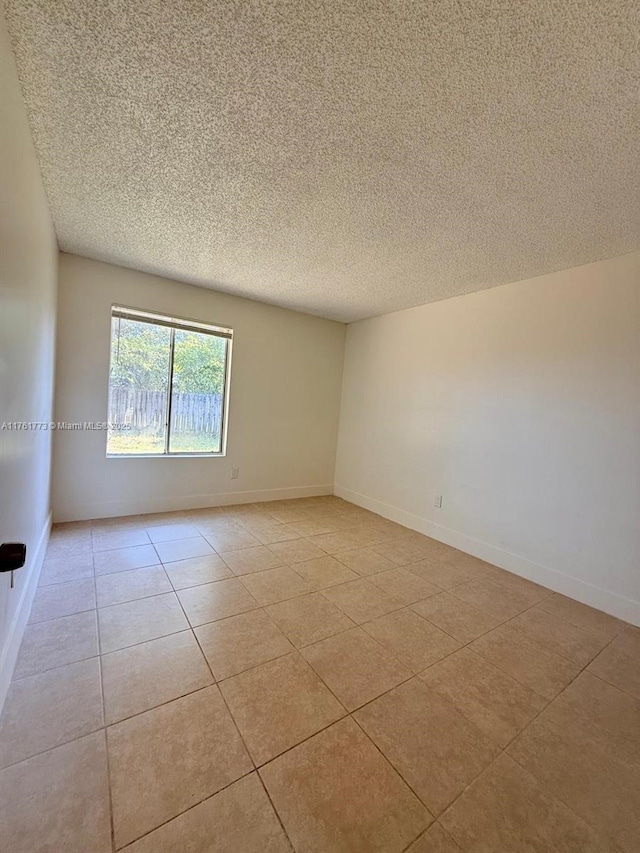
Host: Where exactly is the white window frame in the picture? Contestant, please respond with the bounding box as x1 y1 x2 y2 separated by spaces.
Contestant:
107 305 233 458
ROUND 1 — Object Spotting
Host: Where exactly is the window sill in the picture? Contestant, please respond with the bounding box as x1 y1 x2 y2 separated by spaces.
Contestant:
106 452 226 459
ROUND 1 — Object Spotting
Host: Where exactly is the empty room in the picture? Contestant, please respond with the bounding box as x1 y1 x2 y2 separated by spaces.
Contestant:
1 1 639 851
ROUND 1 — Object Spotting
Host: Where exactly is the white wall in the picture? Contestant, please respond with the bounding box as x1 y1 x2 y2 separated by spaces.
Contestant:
0 12 58 706
336 253 640 625
53 254 346 521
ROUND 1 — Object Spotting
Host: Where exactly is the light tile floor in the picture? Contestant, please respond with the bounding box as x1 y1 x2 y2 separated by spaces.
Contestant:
1 496 638 852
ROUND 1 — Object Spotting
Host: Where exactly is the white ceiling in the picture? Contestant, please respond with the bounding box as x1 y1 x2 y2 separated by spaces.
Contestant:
6 1 640 322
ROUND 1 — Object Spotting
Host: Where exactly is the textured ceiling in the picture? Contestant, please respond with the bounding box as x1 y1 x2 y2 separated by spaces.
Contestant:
5 1 640 322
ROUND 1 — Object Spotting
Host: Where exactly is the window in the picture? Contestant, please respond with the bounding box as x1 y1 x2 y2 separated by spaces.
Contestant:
106 306 232 456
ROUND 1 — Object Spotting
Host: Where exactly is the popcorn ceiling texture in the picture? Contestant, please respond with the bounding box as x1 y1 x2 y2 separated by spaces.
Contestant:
5 0 640 322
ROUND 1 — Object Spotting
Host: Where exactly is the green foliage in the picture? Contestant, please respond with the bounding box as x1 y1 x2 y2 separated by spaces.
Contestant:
172 329 226 394
109 318 226 395
109 319 171 390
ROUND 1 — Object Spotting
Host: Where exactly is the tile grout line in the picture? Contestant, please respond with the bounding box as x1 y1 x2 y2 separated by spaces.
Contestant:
98 665 117 853
586 665 639 702
254 771 296 853
12 538 620 687
93 556 117 853
106 572 261 852
13 500 636 851
4 587 622 773
430 628 629 852
14 530 625 692
175 587 299 853
73 632 361 846
347 710 437 838
115 765 259 850
399 822 458 853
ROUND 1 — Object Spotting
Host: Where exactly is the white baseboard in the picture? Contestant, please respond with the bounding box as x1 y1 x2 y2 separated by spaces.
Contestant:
335 485 640 627
54 484 335 523
0 513 51 713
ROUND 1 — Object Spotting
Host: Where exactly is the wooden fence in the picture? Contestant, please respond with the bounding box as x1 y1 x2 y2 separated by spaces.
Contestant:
109 388 223 435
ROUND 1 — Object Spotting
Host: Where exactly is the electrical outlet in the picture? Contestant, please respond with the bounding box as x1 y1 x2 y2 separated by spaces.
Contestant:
434 494 443 508
230 467 239 480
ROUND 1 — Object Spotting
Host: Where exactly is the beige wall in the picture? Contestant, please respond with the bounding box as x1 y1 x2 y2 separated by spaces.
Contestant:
0 12 58 705
336 253 640 624
53 254 346 521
